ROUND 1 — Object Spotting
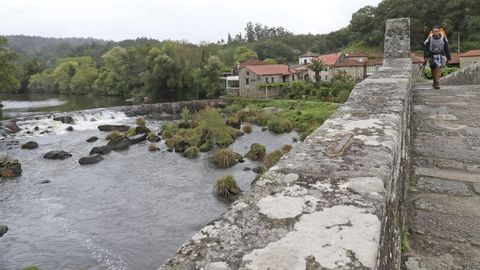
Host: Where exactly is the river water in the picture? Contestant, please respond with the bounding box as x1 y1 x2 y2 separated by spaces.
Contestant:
0 108 297 269
0 93 137 120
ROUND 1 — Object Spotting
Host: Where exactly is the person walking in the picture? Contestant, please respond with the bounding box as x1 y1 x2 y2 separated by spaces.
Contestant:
424 26 451 89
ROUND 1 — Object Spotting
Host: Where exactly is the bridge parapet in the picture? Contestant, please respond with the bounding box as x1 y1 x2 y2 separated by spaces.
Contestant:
161 18 412 270
440 62 480 85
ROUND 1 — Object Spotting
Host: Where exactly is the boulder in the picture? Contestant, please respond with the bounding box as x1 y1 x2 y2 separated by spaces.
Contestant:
66 126 74 131
21 141 39 149
86 136 99 143
243 167 251 171
40 180 51 184
135 125 151 134
226 118 241 129
97 125 130 132
89 146 111 155
174 140 190 153
90 118 97 122
79 154 104 165
235 152 245 163
34 126 40 131
147 133 161 142
107 136 131 150
43 151 72 160
0 160 22 178
252 166 266 174
53 115 75 124
0 225 8 237
128 133 147 144
5 121 21 134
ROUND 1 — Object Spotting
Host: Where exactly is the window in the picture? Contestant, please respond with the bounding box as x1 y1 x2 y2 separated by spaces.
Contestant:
246 78 249 85
304 59 307 64
247 71 250 76
292 75 295 81
266 77 269 83
271 77 274 82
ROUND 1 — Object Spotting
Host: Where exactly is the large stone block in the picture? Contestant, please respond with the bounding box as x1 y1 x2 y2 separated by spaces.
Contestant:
384 18 411 59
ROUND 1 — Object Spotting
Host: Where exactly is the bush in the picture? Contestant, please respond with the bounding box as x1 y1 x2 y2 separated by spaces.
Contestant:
224 103 243 113
147 132 161 142
184 146 200 159
105 131 123 141
281 144 292 153
210 148 237 168
161 122 179 139
148 144 158 152
334 90 350 103
264 149 284 168
213 175 241 200
135 117 146 126
126 127 137 137
21 267 40 270
267 117 293 134
242 124 252 134
245 143 266 161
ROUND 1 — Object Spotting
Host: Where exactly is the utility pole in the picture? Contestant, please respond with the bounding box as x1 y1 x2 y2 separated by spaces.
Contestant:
458 32 461 54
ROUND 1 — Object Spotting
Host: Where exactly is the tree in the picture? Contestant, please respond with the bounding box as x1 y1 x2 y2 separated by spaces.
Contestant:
201 55 224 98
245 22 255 42
227 33 233 44
308 59 326 86
0 37 20 94
233 46 258 64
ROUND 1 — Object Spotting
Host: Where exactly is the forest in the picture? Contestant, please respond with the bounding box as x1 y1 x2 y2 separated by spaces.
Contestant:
0 0 479 100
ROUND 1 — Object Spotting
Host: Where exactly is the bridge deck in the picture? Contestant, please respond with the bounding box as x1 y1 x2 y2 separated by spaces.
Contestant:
406 83 480 269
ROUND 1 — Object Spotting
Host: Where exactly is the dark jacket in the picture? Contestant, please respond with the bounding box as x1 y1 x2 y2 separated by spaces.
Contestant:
424 35 451 61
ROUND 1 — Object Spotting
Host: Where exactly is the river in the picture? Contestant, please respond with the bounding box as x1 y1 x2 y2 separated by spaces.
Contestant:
0 93 139 121
0 102 297 269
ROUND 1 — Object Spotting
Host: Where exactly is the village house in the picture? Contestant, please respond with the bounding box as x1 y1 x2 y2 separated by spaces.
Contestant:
459 49 480 68
298 51 319 65
238 64 297 98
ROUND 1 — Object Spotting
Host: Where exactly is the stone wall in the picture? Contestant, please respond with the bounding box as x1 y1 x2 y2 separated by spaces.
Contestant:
160 18 412 270
440 62 480 85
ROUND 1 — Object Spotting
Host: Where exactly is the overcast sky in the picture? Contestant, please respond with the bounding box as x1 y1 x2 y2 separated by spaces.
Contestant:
0 0 383 43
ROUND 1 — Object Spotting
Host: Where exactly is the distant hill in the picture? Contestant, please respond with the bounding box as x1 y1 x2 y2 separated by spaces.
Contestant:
5 35 109 55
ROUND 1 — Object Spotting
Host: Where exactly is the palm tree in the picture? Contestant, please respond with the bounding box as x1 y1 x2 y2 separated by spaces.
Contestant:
308 59 326 86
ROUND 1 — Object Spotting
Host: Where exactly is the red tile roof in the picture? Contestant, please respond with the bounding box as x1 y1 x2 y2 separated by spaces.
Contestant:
410 53 425 64
317 52 342 66
295 64 309 71
460 49 480 58
239 60 268 69
246 64 294 76
299 51 319 58
335 59 365 67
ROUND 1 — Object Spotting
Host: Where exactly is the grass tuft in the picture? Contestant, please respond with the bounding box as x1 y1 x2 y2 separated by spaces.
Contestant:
213 175 241 199
210 148 237 168
245 143 266 161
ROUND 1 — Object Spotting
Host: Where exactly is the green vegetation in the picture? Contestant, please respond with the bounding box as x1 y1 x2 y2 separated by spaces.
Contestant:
267 117 293 134
0 37 20 97
105 131 123 141
183 146 200 159
423 66 459 79
162 107 239 153
147 132 161 142
245 143 266 161
135 117 146 126
213 175 242 200
281 144 292 153
210 148 237 168
148 143 158 151
20 266 40 270
401 227 410 253
242 124 252 134
264 149 284 168
308 59 326 86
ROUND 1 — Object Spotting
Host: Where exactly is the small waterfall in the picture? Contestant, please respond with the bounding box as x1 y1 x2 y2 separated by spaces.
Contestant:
14 110 130 137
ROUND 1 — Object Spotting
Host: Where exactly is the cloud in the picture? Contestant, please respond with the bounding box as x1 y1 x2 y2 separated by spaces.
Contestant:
0 0 383 43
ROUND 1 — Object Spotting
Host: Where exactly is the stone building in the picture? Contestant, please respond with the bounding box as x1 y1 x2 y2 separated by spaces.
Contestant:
238 64 298 98
298 51 319 65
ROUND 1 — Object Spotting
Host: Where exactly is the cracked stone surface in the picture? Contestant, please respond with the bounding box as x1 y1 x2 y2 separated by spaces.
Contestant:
404 84 480 270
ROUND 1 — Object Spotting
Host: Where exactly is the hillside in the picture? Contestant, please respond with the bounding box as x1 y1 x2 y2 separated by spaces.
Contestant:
5 35 108 55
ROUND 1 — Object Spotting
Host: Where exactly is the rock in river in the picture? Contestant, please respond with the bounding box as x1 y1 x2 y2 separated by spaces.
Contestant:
0 159 22 178
135 125 151 134
53 115 75 124
107 136 131 150
66 126 74 131
97 125 130 132
21 141 39 149
43 151 72 160
79 154 104 165
86 136 99 143
0 225 8 237
89 146 111 155
128 133 147 144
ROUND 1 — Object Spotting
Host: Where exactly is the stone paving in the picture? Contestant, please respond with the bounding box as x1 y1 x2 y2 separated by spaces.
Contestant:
405 83 480 270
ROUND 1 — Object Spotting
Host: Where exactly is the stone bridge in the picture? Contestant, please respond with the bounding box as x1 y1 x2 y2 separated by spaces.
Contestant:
160 18 480 270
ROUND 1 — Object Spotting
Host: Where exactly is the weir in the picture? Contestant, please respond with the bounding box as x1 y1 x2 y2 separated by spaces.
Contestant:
161 18 413 270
